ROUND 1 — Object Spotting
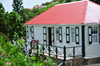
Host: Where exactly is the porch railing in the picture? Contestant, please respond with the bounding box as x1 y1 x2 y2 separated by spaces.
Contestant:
23 42 82 66
37 43 82 58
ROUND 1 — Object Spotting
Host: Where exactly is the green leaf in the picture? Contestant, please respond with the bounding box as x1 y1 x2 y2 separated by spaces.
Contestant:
31 56 36 60
0 61 5 66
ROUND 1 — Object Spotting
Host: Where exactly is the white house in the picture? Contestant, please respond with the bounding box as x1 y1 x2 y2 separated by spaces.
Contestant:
24 0 100 59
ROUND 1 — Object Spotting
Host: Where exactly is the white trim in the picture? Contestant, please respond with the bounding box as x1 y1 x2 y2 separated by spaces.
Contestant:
91 26 99 44
24 23 100 26
84 56 100 59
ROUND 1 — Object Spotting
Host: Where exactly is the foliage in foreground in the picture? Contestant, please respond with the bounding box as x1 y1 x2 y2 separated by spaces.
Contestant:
0 3 26 40
0 36 56 66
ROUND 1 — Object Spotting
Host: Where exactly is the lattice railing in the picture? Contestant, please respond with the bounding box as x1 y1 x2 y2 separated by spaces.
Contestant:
12 40 82 66
37 44 82 58
15 39 82 58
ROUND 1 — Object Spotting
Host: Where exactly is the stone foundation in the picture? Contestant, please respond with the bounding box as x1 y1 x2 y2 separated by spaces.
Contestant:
51 57 83 66
82 57 100 65
41 54 100 66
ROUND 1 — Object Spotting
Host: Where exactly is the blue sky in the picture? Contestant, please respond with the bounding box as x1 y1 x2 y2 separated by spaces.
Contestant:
0 0 52 12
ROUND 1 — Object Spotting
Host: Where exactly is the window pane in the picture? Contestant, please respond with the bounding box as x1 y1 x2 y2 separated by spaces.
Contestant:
30 27 32 37
95 35 97 42
56 28 59 33
95 27 97 34
92 26 98 43
92 27 94 34
92 35 98 42
71 28 75 42
92 36 94 42
56 34 59 41
92 27 97 34
56 28 59 41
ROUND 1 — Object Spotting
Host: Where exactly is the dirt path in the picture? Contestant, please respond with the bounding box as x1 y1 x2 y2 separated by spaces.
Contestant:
83 63 100 66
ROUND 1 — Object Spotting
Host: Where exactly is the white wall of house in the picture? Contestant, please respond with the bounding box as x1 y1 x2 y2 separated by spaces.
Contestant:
34 26 43 44
85 25 100 59
52 25 82 47
26 25 44 44
26 24 100 58
26 25 82 47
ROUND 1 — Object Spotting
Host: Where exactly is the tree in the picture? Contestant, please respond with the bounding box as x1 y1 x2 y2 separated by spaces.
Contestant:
12 0 24 14
0 3 5 33
42 3 45 6
53 0 58 2
44 2 50 5
91 0 100 4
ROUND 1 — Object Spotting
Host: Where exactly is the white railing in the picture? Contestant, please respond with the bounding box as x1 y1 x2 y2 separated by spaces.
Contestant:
37 44 82 58
12 40 82 66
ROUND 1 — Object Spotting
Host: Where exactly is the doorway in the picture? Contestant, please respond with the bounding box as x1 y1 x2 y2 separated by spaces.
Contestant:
48 27 52 46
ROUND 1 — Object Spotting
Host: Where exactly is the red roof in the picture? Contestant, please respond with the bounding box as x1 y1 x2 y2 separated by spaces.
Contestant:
35 6 40 8
25 1 100 25
29 8 33 10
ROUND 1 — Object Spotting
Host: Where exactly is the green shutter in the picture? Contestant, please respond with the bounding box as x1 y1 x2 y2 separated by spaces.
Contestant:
66 27 70 43
88 27 92 44
26 26 29 38
75 27 79 44
59 27 62 42
31 26 34 39
43 27 47 44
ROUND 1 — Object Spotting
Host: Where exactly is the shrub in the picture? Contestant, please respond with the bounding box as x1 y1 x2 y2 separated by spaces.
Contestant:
0 36 56 66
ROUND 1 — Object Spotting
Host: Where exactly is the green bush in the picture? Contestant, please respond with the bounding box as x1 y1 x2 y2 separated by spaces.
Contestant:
0 36 56 66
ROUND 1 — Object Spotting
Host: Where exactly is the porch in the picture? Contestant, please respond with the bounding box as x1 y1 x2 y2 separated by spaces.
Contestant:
24 40 83 66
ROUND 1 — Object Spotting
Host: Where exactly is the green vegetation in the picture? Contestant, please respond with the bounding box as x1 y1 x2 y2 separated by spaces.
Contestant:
0 36 56 66
0 2 25 40
12 0 24 14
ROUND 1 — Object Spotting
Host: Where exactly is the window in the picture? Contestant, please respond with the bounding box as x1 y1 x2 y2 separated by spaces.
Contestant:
71 28 75 43
92 27 98 43
30 27 32 38
56 28 59 41
26 26 29 38
30 26 34 39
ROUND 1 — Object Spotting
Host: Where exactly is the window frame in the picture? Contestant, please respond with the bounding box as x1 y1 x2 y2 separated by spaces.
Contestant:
30 26 32 38
91 26 99 44
70 27 76 44
55 27 59 42
29 26 34 39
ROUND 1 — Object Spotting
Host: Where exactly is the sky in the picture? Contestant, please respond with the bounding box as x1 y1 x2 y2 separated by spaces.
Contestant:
0 0 52 12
